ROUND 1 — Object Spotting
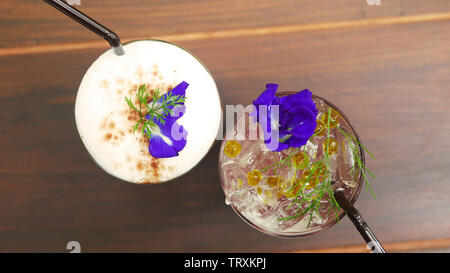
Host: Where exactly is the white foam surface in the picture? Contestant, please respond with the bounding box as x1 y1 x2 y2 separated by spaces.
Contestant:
75 40 221 183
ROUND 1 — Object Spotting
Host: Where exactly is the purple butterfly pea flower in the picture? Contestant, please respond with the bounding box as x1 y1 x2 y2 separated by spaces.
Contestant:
145 81 189 158
252 83 318 152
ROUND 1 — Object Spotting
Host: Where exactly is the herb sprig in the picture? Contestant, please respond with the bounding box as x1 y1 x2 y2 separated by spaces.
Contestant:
337 126 376 199
267 108 376 227
125 84 186 139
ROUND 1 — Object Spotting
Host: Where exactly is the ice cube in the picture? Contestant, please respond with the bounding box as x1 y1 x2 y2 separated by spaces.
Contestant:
237 140 260 170
254 181 279 207
336 127 357 187
226 188 254 212
313 129 338 181
309 211 328 226
220 159 237 171
255 152 282 174
253 202 276 219
222 164 247 193
271 197 306 231
304 139 319 160
277 165 298 182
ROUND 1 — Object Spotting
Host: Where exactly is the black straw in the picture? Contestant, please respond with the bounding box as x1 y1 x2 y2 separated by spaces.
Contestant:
334 189 386 253
43 0 124 55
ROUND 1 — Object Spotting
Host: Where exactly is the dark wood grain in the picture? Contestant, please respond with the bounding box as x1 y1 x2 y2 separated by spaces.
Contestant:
293 238 450 253
0 14 449 252
0 0 449 48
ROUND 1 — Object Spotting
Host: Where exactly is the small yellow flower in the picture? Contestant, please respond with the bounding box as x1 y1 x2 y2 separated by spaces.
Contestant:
292 151 308 168
314 119 326 137
278 179 301 198
301 170 318 190
224 140 242 158
320 108 340 129
266 176 280 188
247 169 263 186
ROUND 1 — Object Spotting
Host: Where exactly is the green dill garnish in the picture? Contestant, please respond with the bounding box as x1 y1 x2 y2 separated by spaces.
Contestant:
125 84 186 139
266 107 376 227
337 126 377 200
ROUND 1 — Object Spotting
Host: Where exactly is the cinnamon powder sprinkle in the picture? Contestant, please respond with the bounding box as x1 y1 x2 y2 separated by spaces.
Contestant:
104 133 112 141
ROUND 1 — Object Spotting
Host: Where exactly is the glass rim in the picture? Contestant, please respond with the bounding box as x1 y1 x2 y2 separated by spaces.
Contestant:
218 92 365 238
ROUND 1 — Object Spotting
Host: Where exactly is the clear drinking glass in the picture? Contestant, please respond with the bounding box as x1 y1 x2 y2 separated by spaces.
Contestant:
75 39 222 184
218 92 365 237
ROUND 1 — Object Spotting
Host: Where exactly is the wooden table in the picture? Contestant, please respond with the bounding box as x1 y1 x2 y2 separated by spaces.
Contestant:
0 0 449 253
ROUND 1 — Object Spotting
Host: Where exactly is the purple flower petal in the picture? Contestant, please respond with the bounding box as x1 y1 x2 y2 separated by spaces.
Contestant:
148 116 187 158
252 84 318 152
253 83 278 106
252 84 280 141
145 81 189 158
148 135 179 158
171 81 189 98
280 89 317 117
265 131 290 152
155 81 188 116
272 142 290 152
169 104 186 120
158 81 188 103
282 106 316 131
286 136 310 148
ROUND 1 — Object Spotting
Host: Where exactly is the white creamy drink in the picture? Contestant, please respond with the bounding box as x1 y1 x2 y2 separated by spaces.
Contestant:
75 40 221 183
